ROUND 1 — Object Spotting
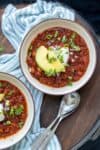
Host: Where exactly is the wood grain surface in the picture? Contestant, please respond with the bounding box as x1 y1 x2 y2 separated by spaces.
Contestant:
0 4 100 150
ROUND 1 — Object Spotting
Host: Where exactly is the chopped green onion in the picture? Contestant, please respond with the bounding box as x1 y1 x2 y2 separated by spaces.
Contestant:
54 31 59 38
4 120 11 125
69 32 80 51
61 35 67 43
7 90 14 96
71 32 76 39
18 121 24 128
46 34 52 40
69 32 77 44
68 76 73 80
9 107 15 116
70 42 80 51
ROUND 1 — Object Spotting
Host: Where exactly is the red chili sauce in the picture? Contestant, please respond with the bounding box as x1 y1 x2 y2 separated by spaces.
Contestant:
27 27 89 87
0 80 27 138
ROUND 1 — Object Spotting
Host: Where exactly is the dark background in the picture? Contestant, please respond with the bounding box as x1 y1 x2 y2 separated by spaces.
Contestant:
0 0 100 149
0 0 100 35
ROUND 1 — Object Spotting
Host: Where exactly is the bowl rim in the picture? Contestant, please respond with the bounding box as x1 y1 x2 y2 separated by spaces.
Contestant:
19 18 97 95
0 72 35 149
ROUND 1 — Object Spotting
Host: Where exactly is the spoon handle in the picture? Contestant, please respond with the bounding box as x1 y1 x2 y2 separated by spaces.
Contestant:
36 111 73 150
38 119 61 150
31 111 72 150
31 116 59 150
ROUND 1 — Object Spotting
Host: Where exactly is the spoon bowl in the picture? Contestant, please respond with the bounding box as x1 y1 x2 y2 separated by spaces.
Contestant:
57 92 80 117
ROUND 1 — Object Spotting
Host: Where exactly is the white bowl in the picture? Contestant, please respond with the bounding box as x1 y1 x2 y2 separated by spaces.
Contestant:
20 19 96 95
0 72 35 149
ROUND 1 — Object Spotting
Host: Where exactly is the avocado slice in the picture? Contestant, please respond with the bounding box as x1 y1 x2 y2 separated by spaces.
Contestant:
35 46 65 75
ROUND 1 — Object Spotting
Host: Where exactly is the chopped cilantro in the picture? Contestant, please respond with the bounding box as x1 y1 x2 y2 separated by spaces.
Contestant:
9 105 24 116
54 31 59 38
48 57 57 63
15 105 24 116
4 120 11 125
58 55 64 63
45 69 57 77
18 121 24 128
46 34 53 40
47 51 57 63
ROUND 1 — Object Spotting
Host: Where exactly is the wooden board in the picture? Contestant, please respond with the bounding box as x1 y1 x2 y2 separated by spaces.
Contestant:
0 4 100 150
41 13 100 150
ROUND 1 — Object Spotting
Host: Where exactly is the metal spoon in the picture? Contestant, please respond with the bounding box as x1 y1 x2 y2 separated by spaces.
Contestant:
31 92 80 150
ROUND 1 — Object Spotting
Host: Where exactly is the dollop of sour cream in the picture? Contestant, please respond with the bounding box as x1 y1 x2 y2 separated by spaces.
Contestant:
49 46 69 65
59 47 69 65
0 103 5 122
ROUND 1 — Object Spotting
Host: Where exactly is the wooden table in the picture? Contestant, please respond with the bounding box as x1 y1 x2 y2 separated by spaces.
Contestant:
0 4 100 150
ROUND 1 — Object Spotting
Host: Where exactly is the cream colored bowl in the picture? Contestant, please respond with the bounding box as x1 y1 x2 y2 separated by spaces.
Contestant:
0 72 34 149
20 19 96 95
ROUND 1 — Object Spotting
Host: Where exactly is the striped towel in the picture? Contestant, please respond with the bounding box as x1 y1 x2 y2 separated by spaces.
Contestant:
1 0 75 150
